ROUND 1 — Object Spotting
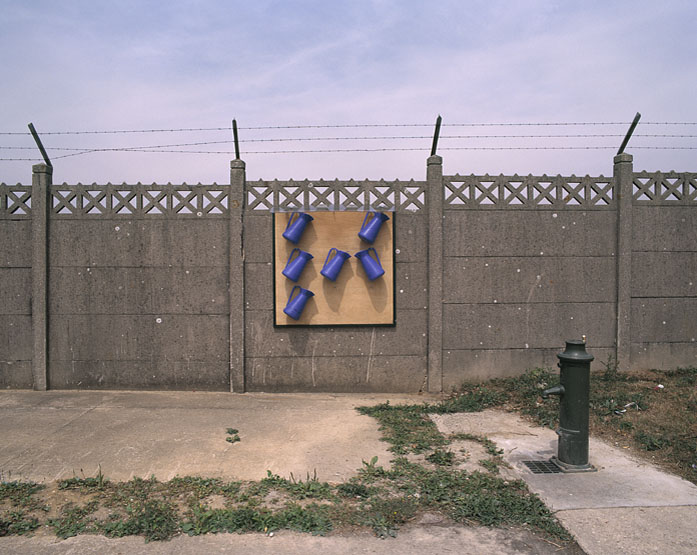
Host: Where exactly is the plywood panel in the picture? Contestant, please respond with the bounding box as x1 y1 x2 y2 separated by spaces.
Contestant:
274 212 394 325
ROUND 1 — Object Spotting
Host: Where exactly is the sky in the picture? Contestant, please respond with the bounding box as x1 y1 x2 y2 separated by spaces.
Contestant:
1 0 696 185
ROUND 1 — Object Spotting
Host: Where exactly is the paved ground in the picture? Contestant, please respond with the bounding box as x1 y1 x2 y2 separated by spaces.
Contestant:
0 520 575 555
432 410 697 555
2 391 696 553
0 390 416 483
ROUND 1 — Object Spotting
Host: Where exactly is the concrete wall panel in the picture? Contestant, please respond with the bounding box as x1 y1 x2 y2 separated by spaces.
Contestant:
631 298 697 343
49 315 228 362
443 302 615 349
444 257 615 304
245 355 426 392
48 360 229 390
443 347 615 389
243 215 273 262
395 213 427 263
245 309 427 358
444 210 615 257
245 262 274 310
0 221 31 267
49 220 228 267
0 361 33 388
630 342 697 370
394 262 428 309
631 252 697 298
633 207 697 252
49 267 228 314
0 313 33 387
0 268 32 314
0 316 32 361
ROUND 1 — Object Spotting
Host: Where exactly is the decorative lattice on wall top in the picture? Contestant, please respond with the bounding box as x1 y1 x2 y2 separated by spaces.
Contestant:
50 184 229 217
0 184 32 219
245 179 426 213
443 174 615 209
632 172 697 204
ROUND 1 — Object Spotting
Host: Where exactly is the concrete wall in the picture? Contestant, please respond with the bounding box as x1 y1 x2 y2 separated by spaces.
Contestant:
242 210 429 392
0 218 33 388
47 218 230 389
629 173 697 369
441 208 617 389
1 157 695 392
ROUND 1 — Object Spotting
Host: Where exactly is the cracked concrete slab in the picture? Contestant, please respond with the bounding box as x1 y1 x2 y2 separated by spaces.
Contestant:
0 391 433 483
555 506 697 555
432 409 697 555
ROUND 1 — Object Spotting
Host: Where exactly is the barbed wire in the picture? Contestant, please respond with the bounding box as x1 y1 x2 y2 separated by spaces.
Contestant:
2 120 696 162
51 145 697 158
3 144 695 162
2 133 697 151
2 121 697 136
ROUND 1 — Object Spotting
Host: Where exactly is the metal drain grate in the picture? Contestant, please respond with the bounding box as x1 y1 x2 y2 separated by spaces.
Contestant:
522 460 562 474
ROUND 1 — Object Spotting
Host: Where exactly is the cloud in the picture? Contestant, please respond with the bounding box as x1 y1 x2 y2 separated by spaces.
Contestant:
1 1 695 184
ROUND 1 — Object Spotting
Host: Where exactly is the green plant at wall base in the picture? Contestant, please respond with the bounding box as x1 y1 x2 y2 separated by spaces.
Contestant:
600 354 623 382
429 387 506 414
635 431 672 452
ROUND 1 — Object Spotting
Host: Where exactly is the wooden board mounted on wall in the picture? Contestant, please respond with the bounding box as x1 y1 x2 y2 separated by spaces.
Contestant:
274 212 394 326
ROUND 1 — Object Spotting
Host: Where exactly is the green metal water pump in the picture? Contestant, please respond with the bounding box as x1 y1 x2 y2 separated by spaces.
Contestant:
542 339 596 472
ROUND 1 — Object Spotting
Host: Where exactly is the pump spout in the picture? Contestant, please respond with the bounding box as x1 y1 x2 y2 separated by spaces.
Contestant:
541 384 565 399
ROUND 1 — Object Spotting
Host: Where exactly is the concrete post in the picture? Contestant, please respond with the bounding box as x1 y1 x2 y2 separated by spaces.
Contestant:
427 155 443 392
229 159 246 392
31 163 52 390
614 153 633 371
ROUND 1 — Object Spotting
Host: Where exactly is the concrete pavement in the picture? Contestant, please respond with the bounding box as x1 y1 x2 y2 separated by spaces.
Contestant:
0 390 420 484
432 410 697 555
2 391 696 553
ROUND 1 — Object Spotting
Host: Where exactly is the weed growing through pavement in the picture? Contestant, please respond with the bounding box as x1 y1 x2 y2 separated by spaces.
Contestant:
260 470 334 500
49 501 100 539
225 428 241 444
425 449 455 466
0 481 46 511
58 465 109 491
